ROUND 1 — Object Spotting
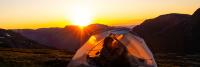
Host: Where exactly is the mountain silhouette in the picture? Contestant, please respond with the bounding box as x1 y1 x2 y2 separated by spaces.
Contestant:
132 8 200 54
0 29 48 48
14 24 110 52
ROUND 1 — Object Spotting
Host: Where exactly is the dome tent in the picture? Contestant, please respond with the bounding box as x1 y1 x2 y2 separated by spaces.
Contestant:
68 29 157 67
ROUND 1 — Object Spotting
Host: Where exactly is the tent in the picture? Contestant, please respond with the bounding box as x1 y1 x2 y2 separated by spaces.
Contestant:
68 29 157 67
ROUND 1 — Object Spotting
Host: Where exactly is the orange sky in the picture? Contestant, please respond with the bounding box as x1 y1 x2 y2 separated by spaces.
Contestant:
0 0 200 29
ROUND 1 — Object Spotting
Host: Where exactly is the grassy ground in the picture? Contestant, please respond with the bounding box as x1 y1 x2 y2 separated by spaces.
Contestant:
1 48 200 67
155 53 200 67
0 48 74 67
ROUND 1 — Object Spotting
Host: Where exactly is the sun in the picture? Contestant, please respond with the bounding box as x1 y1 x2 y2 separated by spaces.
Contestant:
69 6 93 27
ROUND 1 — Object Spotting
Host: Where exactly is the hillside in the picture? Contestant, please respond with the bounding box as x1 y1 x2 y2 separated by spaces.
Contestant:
14 24 110 52
132 8 200 54
0 29 48 49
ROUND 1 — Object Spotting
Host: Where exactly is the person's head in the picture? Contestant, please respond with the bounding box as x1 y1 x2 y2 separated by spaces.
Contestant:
103 36 114 47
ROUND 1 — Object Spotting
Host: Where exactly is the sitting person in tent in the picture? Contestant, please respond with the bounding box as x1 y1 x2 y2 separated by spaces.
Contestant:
90 34 131 67
108 34 131 67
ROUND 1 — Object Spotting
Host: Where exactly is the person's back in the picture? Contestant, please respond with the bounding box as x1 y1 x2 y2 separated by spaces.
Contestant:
99 36 113 57
96 36 114 67
98 36 131 67
109 41 131 67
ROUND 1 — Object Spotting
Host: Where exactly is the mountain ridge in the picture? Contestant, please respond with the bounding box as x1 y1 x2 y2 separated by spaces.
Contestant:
13 24 110 52
132 8 200 54
0 29 48 49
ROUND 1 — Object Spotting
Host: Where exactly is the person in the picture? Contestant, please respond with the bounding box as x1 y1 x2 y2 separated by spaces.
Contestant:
108 38 131 67
88 34 130 67
99 35 114 59
98 34 130 67
87 35 114 67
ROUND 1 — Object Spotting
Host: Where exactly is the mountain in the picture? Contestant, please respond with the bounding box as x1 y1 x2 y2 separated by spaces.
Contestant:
14 24 110 52
132 8 200 54
0 29 48 49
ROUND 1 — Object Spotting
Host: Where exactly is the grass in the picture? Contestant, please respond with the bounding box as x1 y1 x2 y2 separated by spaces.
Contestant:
1 48 200 67
0 48 74 67
155 53 200 67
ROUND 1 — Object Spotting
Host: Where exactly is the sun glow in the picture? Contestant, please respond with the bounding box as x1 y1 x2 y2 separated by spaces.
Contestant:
69 6 93 27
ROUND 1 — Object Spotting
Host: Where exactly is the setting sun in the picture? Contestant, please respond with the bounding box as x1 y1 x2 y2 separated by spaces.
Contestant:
69 6 93 27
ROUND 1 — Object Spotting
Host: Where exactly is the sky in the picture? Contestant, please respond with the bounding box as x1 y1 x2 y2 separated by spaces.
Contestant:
0 0 200 29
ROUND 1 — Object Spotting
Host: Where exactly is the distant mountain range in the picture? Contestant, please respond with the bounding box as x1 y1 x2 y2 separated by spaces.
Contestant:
132 8 200 54
0 29 48 49
13 24 111 51
1 8 199 54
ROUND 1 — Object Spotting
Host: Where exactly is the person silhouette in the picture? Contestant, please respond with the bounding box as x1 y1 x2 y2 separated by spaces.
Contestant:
109 37 131 67
93 35 114 67
87 34 114 67
89 34 131 67
98 34 130 67
100 35 114 58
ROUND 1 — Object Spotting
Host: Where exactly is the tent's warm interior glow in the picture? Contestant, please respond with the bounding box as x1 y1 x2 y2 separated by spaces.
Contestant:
69 6 93 27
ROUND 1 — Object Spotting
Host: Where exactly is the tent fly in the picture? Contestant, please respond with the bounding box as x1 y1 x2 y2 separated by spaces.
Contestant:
68 29 157 67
